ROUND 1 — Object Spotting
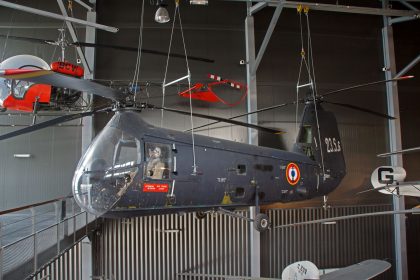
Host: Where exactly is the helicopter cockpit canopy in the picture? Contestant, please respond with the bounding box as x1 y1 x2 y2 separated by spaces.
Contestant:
0 55 50 106
72 123 141 216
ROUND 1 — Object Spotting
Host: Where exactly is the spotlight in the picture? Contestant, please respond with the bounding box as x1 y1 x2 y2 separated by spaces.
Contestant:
155 0 170 24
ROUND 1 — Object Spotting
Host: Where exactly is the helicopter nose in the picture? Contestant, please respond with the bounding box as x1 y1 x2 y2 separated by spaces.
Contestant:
72 113 142 216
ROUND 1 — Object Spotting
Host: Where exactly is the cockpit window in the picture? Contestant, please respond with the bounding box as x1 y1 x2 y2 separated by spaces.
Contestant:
144 142 172 180
72 126 141 216
298 125 312 144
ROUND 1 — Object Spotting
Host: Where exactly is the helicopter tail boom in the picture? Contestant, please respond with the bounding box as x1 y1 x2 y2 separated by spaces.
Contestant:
294 102 346 194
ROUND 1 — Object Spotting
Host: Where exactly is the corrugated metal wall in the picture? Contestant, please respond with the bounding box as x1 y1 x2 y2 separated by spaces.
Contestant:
262 205 394 279
89 205 394 280
92 211 251 280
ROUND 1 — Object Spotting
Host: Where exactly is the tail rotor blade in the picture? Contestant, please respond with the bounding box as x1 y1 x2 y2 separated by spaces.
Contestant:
0 107 110 141
323 101 396 119
145 104 283 134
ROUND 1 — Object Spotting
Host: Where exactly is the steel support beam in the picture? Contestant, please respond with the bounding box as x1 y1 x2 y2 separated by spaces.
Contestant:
396 54 420 78
382 1 408 278
56 0 91 75
228 0 419 17
254 3 283 73
389 15 420 25
81 11 96 154
0 0 118 33
250 2 268 15
397 0 419 12
245 10 260 277
74 0 93 11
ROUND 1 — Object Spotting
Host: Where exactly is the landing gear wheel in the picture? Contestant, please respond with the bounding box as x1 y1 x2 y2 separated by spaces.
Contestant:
254 213 270 232
195 211 207 220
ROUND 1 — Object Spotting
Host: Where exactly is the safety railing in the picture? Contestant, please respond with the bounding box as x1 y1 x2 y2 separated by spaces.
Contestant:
0 196 98 280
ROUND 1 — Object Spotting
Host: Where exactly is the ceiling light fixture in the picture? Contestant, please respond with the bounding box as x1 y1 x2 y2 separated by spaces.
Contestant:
13 154 32 158
190 0 208 5
155 0 170 24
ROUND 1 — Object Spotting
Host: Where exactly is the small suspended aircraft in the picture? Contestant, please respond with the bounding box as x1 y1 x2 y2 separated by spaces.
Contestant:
0 29 214 114
178 259 391 280
0 54 85 113
0 67 412 231
366 166 420 197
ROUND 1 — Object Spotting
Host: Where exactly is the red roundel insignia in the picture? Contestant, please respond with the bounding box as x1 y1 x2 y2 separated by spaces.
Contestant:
286 163 300 186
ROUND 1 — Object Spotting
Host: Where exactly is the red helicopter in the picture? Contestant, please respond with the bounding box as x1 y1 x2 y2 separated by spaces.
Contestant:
0 54 84 113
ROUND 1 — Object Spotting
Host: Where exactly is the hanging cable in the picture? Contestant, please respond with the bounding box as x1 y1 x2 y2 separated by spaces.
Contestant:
1 9 16 62
177 1 197 174
131 0 146 99
295 5 326 179
161 0 197 174
161 5 178 127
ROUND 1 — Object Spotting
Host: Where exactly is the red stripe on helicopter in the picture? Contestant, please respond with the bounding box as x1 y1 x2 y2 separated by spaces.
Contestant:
143 183 169 193
286 163 301 186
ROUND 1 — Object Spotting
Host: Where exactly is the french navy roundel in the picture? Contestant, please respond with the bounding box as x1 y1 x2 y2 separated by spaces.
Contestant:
286 163 300 186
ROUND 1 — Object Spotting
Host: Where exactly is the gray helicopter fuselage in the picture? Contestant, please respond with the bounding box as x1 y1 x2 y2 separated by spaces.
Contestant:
73 108 346 218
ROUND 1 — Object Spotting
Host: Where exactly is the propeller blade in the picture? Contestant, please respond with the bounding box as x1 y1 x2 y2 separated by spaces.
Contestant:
323 101 396 119
377 146 420 157
185 100 298 132
71 42 215 63
0 69 126 102
0 107 110 141
145 104 282 134
320 75 414 98
0 34 57 45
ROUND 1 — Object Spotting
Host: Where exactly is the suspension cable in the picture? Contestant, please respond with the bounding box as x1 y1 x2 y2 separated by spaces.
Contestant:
161 5 178 127
1 9 16 61
161 0 197 174
131 0 146 98
305 8 326 178
296 5 326 178
177 2 197 174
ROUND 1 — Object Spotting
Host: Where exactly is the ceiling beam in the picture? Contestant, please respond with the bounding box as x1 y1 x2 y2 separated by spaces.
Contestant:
226 0 419 17
0 0 118 33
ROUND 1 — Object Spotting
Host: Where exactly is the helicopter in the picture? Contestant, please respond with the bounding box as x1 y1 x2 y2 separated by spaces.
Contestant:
0 29 214 114
0 54 85 113
0 68 412 231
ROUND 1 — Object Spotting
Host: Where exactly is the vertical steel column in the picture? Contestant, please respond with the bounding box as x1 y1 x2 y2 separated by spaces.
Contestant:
382 1 408 279
245 7 260 277
84 7 96 280
82 10 96 153
0 220 2 280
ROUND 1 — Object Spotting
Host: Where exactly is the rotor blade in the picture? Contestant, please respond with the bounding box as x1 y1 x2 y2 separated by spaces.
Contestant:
378 146 420 157
323 101 396 119
274 209 420 229
185 100 298 132
0 34 57 45
0 69 126 102
71 42 215 63
0 107 109 141
145 104 282 134
320 75 414 98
